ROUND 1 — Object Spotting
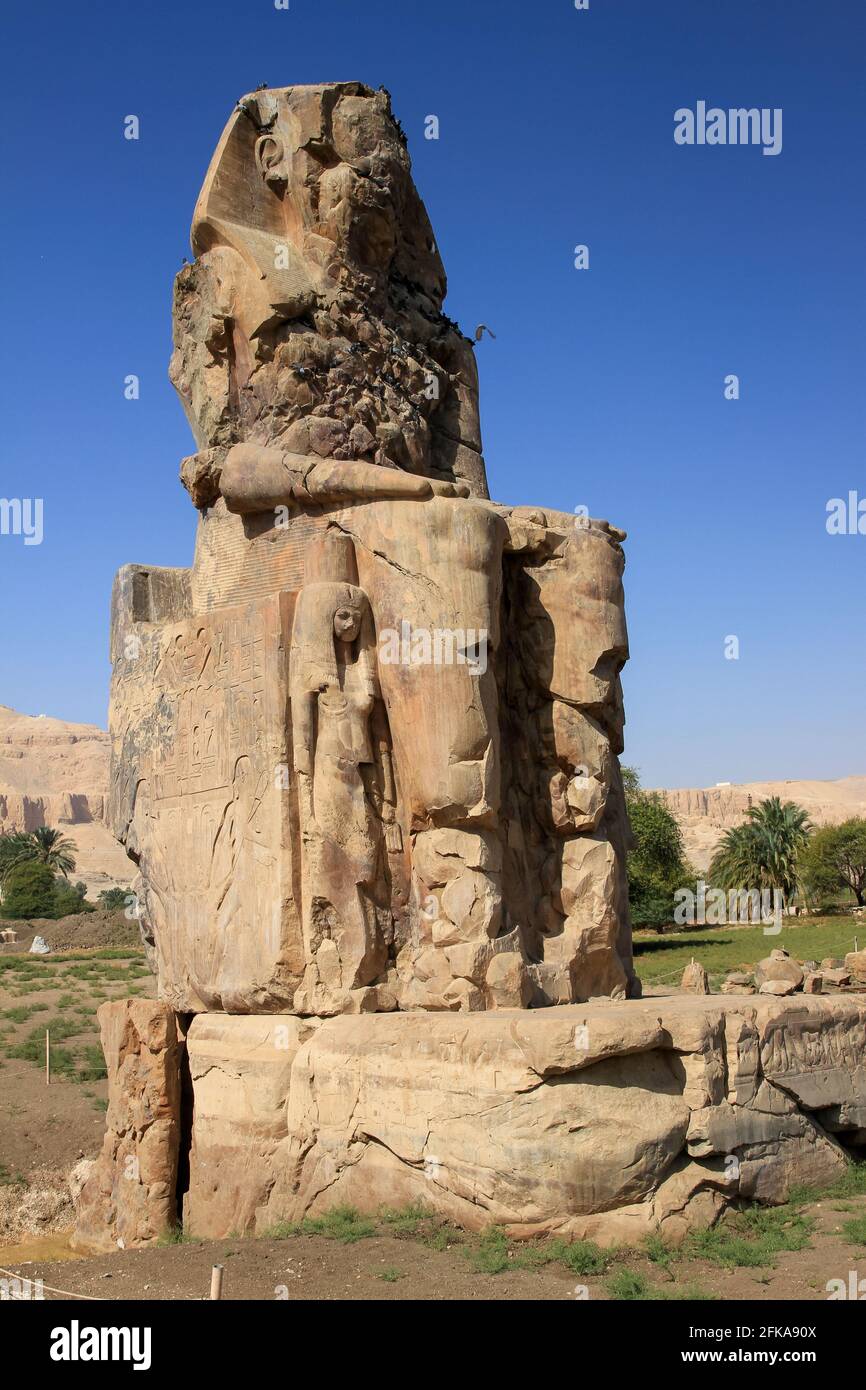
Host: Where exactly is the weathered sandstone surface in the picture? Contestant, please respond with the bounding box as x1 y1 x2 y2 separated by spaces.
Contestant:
72 1000 181 1253
75 83 866 1255
78 993 866 1248
184 1012 319 1238
109 83 633 1017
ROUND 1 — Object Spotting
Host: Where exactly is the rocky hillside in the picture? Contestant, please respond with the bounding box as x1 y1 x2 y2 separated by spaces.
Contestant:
656 777 866 870
0 704 132 898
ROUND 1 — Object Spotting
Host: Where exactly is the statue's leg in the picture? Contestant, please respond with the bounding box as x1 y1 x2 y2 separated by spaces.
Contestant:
294 759 388 1014
332 497 523 1009
500 509 636 1003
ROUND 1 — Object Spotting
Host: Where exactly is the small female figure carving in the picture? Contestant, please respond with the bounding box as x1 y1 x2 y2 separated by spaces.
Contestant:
290 580 400 1004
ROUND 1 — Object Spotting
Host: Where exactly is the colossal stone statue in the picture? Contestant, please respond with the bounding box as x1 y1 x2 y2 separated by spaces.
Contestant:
109 81 637 1018
76 84 866 1258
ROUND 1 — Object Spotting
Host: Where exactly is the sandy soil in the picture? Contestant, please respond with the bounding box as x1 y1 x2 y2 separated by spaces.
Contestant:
0 918 155 1241
1 1190 864 1302
0 908 143 954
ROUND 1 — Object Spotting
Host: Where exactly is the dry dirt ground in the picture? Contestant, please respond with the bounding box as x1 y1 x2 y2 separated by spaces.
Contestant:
2 1193 866 1302
1 908 144 954
2 913 866 1303
0 913 154 1238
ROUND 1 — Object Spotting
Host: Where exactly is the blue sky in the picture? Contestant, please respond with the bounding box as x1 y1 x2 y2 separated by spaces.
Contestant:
0 0 863 787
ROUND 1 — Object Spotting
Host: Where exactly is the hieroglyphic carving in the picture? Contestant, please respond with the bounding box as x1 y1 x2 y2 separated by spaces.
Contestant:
110 594 303 1012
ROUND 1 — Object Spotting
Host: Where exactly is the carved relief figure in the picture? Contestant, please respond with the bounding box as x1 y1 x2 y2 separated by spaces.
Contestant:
290 579 400 1012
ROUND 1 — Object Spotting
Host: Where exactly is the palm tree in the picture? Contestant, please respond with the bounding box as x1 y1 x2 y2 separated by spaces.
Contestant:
29 826 78 878
748 797 811 904
0 832 34 884
0 825 78 886
708 824 758 888
708 797 811 910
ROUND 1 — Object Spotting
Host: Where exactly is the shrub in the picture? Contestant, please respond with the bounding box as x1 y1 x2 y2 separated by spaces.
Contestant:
801 820 866 908
98 887 131 911
623 767 693 932
51 881 95 917
1 861 94 919
1 861 57 918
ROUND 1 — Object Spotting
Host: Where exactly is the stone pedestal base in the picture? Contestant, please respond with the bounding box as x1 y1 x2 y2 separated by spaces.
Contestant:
75 993 866 1250
71 1001 182 1253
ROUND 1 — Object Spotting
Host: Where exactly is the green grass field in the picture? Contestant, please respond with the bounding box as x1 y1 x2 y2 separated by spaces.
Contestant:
633 914 862 987
0 948 151 1091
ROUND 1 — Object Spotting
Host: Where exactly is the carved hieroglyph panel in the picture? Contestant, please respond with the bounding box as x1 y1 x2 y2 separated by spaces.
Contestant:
109 594 303 1012
190 503 328 612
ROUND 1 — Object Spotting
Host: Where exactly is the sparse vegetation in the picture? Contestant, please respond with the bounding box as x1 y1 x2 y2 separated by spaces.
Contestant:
0 948 148 1099
605 1269 715 1301
634 914 861 986
470 1226 511 1273
2 1003 48 1022
685 1203 812 1268
263 1203 616 1279
841 1215 866 1246
297 1206 378 1243
76 1044 108 1082
157 1226 200 1247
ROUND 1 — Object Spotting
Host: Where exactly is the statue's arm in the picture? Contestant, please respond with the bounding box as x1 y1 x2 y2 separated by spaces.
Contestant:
220 443 437 513
292 687 316 828
369 700 402 854
371 701 396 814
